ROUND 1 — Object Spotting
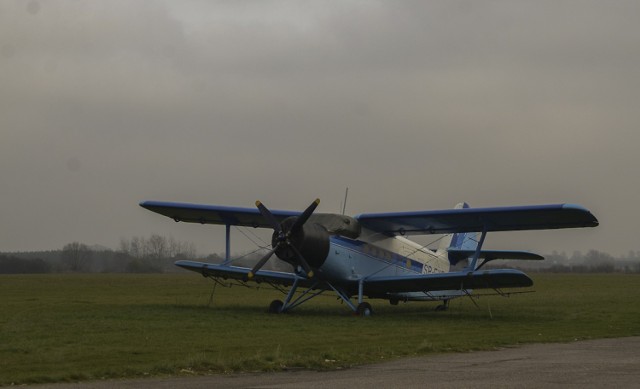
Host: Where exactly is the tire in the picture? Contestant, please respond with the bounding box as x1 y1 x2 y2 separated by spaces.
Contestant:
356 302 373 317
268 299 284 314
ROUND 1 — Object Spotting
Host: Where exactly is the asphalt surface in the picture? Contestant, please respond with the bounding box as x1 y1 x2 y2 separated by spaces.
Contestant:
23 337 640 388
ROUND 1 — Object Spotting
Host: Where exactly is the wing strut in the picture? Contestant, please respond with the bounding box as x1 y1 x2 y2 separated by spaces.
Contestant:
223 224 231 264
467 227 488 271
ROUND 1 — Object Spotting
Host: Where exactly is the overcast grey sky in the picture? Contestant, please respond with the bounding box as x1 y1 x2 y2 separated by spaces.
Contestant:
1 1 637 256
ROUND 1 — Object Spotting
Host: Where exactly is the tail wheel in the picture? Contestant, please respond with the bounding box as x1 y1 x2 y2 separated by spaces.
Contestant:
435 299 449 311
356 302 373 317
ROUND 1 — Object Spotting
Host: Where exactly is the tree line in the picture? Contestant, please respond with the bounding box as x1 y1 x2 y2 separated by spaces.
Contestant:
492 249 640 273
0 234 197 274
2 242 640 274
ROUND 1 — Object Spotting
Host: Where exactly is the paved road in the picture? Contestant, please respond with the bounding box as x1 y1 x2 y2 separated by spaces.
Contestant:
26 337 640 388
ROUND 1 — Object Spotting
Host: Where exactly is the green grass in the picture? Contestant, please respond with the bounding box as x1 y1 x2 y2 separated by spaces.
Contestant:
1 273 639 385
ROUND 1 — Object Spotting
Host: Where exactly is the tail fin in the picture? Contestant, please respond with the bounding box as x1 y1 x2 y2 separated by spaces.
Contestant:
436 203 480 266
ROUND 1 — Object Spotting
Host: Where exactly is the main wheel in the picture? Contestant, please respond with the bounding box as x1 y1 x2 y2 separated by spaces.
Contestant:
356 302 373 317
268 299 284 314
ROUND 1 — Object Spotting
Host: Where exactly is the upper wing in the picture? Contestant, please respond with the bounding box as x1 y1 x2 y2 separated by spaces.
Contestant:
365 269 533 294
355 204 598 236
140 201 299 227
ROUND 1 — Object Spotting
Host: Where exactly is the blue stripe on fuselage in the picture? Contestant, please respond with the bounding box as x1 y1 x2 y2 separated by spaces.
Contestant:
330 236 424 273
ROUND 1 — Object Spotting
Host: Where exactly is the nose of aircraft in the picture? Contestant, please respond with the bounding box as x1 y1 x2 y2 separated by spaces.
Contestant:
247 199 328 279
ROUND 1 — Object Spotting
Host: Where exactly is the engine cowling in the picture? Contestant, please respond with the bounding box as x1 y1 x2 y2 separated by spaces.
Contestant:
273 217 330 269
248 198 328 280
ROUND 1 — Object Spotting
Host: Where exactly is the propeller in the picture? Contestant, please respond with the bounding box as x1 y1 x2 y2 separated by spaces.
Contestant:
247 199 320 280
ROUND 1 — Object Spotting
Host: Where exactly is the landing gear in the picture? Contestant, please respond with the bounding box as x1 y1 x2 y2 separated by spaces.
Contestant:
268 299 284 314
262 277 372 316
435 299 449 312
356 302 373 317
389 298 399 306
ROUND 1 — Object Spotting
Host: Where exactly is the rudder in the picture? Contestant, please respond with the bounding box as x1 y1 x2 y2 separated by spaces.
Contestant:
441 202 480 266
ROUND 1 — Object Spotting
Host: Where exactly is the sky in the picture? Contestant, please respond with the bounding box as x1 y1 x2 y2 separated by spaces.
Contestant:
1 0 638 257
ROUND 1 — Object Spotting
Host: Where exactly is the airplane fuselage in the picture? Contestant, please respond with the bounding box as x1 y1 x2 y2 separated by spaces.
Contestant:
311 229 453 301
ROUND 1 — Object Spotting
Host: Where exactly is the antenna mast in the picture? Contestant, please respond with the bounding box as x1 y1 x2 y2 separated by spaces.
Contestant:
341 187 349 215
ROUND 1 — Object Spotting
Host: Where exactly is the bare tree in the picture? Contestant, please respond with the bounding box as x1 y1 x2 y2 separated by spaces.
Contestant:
119 236 144 259
145 234 167 259
119 235 197 261
62 242 92 272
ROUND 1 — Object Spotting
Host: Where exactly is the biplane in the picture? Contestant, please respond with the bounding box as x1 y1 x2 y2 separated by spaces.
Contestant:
140 199 598 315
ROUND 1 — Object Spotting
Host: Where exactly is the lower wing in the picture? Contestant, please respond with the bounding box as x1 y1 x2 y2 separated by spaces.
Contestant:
364 269 533 294
176 260 532 298
175 260 308 287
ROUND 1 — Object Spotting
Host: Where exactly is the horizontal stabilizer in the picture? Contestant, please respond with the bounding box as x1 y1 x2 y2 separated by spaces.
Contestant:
448 249 544 266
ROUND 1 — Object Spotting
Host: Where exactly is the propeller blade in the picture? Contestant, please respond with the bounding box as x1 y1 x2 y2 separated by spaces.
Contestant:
256 200 282 235
289 244 315 279
247 245 278 279
290 198 320 233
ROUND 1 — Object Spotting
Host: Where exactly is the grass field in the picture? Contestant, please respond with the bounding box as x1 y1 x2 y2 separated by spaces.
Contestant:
1 273 639 385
